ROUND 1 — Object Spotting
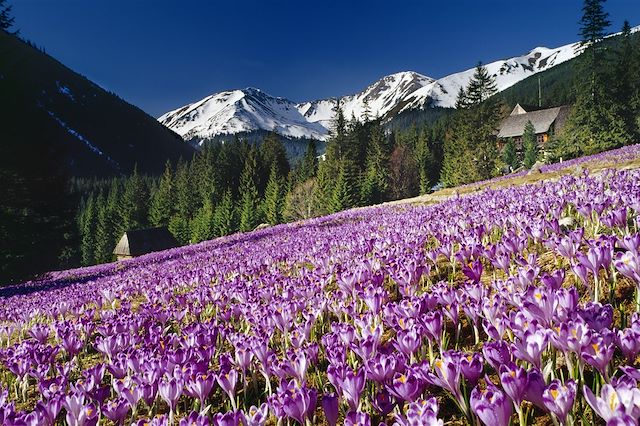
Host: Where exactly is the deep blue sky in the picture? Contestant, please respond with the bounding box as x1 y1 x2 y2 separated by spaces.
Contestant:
12 0 640 117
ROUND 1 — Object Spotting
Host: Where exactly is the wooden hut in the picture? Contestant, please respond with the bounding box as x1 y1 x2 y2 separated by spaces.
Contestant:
498 103 571 146
113 227 178 260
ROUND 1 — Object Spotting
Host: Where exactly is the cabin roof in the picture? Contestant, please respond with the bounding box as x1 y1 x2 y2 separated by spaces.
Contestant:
113 227 178 257
498 105 570 138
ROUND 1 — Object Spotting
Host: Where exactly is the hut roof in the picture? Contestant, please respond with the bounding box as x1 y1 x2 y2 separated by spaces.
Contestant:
498 105 570 138
113 227 178 257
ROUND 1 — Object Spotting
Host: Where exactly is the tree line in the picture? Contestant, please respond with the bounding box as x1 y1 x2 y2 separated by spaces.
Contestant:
441 0 640 185
75 117 451 266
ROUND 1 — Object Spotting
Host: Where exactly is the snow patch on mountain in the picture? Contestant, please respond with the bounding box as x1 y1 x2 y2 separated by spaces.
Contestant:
158 32 607 143
158 88 328 144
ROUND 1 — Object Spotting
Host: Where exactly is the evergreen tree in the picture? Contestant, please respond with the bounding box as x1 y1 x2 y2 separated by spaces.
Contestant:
238 146 262 231
263 163 284 225
0 0 15 33
330 161 357 213
316 102 347 213
190 199 215 243
415 128 435 194
296 140 318 183
168 214 191 245
560 2 632 157
119 166 149 231
260 133 290 180
442 64 501 185
612 21 638 139
149 161 174 227
105 180 123 248
213 190 237 236
93 192 112 264
79 194 97 266
501 138 519 171
578 0 611 102
522 121 539 168
465 63 501 179
314 159 335 216
361 122 390 204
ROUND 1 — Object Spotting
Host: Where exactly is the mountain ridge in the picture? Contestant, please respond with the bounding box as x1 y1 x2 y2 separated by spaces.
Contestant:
159 39 583 144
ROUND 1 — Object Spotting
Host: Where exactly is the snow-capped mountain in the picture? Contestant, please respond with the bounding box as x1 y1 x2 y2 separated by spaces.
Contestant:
159 39 580 143
158 87 329 143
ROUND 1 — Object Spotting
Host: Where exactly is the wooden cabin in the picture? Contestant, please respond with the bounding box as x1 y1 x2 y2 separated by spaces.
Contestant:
498 103 570 146
113 227 178 261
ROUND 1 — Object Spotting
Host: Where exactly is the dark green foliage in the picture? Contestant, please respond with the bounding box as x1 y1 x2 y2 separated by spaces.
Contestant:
361 122 390 204
295 140 318 183
522 121 539 168
119 166 149 231
168 214 191 245
330 161 358 213
190 199 215 243
442 64 502 186
79 194 97 266
501 139 519 171
149 161 174 227
93 193 113 263
415 128 435 194
263 163 284 225
260 133 290 180
557 1 633 158
239 146 263 232
214 190 237 237
0 121 78 284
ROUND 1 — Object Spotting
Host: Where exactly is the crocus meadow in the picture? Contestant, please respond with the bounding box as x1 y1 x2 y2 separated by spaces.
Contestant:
1 164 640 425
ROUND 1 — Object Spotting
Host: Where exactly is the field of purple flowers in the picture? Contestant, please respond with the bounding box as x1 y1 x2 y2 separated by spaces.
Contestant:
1 164 640 425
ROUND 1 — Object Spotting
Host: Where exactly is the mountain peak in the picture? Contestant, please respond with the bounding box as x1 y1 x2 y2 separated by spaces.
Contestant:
159 35 581 144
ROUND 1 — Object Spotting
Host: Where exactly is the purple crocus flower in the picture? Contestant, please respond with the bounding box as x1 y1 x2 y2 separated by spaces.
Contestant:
499 362 527 407
394 326 421 358
158 375 184 421
185 372 215 409
400 398 443 426
542 379 576 425
213 410 241 426
523 368 547 410
470 383 513 426
29 323 50 344
282 384 317 425
512 329 548 369
340 368 366 410
429 353 463 402
482 341 513 372
583 383 640 423
460 352 483 386
580 334 614 377
366 352 404 384
216 368 238 410
344 411 371 426
242 403 269 426
387 370 422 403
102 397 130 425
617 328 640 362
371 389 395 416
421 310 443 343
35 397 63 426
321 393 339 426
179 411 211 426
